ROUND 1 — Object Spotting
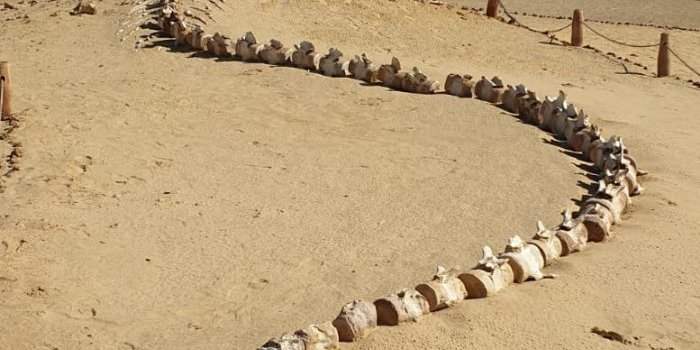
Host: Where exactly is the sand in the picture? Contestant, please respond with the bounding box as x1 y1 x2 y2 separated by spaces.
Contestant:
1 0 699 349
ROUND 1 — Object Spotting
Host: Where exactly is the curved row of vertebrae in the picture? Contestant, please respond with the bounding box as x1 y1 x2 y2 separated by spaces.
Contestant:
144 6 647 350
121 0 219 42
257 80 647 348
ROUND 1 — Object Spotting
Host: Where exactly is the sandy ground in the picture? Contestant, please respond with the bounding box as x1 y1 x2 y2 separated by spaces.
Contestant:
456 0 700 28
1 0 699 349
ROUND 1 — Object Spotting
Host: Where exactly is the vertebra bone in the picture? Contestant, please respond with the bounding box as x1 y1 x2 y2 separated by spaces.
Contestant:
415 265 467 311
331 300 377 342
374 288 430 326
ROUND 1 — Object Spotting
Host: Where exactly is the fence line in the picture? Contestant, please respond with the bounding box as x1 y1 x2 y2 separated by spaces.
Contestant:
669 47 700 77
498 1 572 35
582 22 660 48
493 0 700 83
502 10 700 33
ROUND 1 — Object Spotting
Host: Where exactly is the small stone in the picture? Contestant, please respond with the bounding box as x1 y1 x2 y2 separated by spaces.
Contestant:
70 0 96 15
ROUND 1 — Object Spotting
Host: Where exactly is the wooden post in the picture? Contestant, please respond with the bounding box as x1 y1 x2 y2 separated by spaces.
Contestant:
657 32 670 77
571 9 584 47
0 61 11 119
486 0 499 18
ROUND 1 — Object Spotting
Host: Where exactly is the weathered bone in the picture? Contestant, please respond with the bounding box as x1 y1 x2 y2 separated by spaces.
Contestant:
458 246 514 298
377 57 404 90
374 288 430 326
552 102 577 139
402 67 440 94
295 323 340 350
565 109 590 147
291 41 318 70
235 31 261 62
259 322 339 350
259 39 289 65
590 135 624 170
348 53 379 82
415 265 466 311
319 48 347 77
500 84 526 113
331 300 377 342
501 235 556 282
518 90 541 124
601 141 645 196
188 26 205 50
258 334 304 350
529 220 563 265
555 208 588 256
597 174 632 217
207 32 232 57
474 76 505 103
580 198 616 242
570 124 599 154
445 73 474 97
536 90 567 132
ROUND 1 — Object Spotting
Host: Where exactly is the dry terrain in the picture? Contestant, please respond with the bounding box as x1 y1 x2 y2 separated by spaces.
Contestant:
1 1 699 349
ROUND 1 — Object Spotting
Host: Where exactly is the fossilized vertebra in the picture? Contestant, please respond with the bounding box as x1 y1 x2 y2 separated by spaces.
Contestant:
552 102 578 139
555 208 588 256
188 26 205 50
501 235 556 282
474 76 505 103
580 196 616 242
536 90 567 132
259 322 339 350
331 300 377 342
529 220 563 265
235 31 261 62
259 39 290 65
296 323 340 350
458 246 514 298
600 139 645 195
207 32 232 57
401 67 440 94
445 73 475 97
290 41 319 70
501 84 526 113
517 90 541 124
564 109 590 147
348 53 379 82
374 288 430 326
377 57 405 90
318 48 347 77
415 265 467 311
569 124 600 154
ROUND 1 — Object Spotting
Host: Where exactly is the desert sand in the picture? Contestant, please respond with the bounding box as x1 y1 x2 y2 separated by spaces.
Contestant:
1 0 699 349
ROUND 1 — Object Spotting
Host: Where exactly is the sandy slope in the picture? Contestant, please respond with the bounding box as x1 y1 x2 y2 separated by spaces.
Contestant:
456 0 700 29
1 1 699 349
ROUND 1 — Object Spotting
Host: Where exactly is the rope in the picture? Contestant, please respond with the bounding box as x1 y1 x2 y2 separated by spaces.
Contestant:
499 2 572 35
582 22 660 48
669 47 700 77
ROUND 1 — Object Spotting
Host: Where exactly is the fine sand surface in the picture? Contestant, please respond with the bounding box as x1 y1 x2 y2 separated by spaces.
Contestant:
456 0 700 28
1 1 699 349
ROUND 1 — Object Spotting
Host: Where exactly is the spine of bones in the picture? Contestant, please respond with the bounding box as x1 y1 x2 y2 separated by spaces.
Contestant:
137 6 648 348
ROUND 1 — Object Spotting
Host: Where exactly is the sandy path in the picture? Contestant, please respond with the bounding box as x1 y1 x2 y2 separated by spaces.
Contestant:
1 0 699 349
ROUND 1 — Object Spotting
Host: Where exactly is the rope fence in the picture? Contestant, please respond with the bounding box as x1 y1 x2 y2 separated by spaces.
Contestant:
485 0 700 84
581 22 660 48
498 1 571 35
669 47 700 77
